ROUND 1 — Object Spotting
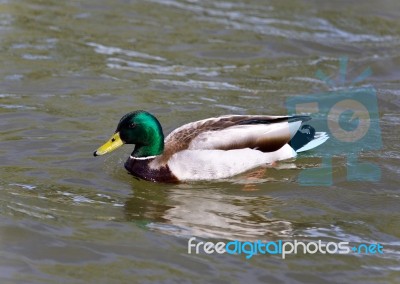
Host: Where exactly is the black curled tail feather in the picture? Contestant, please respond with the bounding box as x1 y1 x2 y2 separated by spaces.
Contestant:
289 125 316 151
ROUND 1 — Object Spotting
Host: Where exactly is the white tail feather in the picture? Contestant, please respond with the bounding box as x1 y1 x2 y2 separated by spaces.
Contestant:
296 132 329 153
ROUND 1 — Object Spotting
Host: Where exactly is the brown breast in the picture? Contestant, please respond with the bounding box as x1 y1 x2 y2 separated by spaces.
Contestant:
124 157 179 183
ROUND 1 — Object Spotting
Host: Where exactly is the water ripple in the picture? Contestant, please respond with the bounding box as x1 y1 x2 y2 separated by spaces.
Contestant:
0 104 36 110
106 57 236 77
151 0 397 43
151 78 253 92
87 42 166 61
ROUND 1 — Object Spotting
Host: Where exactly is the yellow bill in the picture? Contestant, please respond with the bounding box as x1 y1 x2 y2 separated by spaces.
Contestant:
93 132 124 156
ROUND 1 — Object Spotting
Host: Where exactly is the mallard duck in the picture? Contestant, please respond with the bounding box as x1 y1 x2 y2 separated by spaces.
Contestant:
94 110 328 182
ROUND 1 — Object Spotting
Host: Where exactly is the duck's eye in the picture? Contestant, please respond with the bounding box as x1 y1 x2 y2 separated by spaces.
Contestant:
129 123 136 128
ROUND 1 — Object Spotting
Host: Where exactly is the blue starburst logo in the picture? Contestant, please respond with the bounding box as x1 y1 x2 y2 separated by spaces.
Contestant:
286 57 382 186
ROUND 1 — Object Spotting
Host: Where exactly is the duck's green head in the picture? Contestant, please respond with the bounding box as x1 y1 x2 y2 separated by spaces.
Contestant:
93 110 164 158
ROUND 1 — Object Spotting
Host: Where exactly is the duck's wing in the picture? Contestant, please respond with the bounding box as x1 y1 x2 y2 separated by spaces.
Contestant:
155 114 310 165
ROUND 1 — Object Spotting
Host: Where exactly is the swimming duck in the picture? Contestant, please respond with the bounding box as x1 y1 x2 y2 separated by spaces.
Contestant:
94 110 328 182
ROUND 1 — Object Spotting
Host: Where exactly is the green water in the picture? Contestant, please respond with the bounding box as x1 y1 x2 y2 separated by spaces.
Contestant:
1 0 399 283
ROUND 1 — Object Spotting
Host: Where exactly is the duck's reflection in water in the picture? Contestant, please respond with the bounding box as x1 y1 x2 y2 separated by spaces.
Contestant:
124 173 294 241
